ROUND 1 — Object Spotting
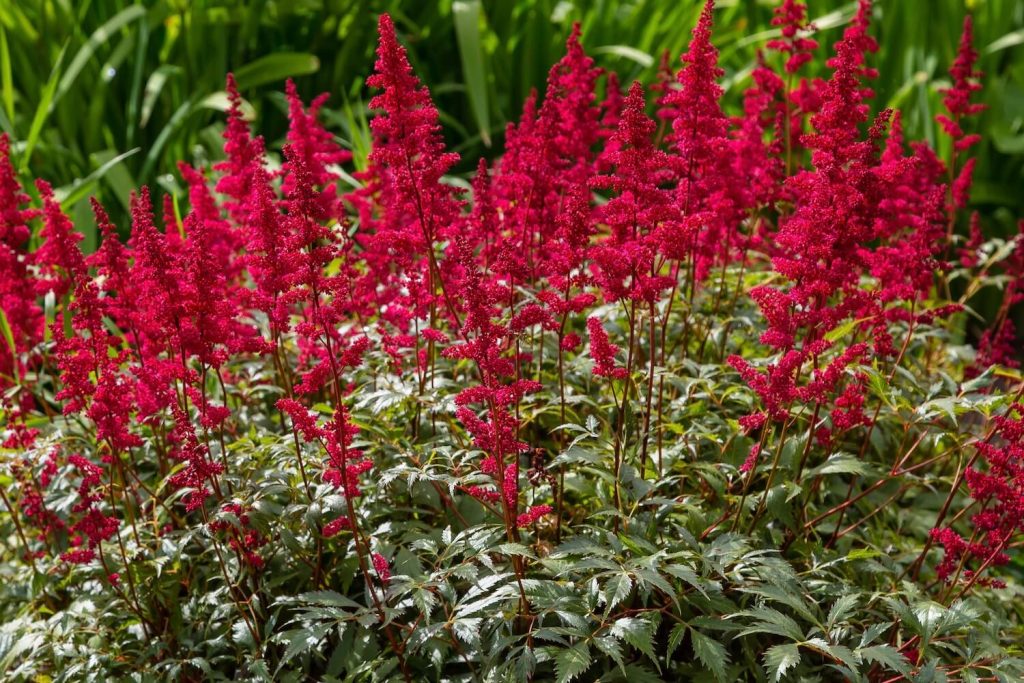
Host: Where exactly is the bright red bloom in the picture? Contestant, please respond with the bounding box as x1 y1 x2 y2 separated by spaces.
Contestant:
372 552 391 583
587 317 627 380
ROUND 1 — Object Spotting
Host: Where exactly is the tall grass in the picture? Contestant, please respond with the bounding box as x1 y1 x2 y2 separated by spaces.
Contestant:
2 0 1021 243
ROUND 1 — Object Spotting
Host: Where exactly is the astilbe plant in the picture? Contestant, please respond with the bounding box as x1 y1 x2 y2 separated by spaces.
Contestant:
2 2 1023 681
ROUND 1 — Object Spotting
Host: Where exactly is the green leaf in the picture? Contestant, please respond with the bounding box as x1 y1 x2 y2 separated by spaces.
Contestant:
824 316 872 344
592 45 654 67
231 620 256 650
276 626 326 671
611 617 659 669
19 46 65 173
56 147 140 210
603 572 632 613
986 29 1024 54
736 607 804 642
857 645 911 676
0 308 18 385
555 642 592 683
593 635 626 672
234 52 320 90
666 622 687 661
826 594 858 629
691 629 730 682
0 25 12 121
452 0 491 147
140 65 181 128
54 5 146 107
763 643 800 682
811 454 871 476
294 590 360 609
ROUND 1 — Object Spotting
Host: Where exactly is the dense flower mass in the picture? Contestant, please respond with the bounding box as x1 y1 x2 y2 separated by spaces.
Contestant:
1 3 1022 681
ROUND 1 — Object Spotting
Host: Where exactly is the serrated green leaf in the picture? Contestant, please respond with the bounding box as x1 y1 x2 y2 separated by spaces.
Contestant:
736 608 804 642
555 642 592 683
611 617 659 669
857 645 911 676
666 622 688 661
763 643 800 682
603 572 632 613
826 594 858 629
691 629 730 682
593 635 626 672
295 591 360 609
812 454 871 476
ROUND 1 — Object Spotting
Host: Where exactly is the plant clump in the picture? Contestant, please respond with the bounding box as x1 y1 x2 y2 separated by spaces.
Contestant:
1 2 1022 681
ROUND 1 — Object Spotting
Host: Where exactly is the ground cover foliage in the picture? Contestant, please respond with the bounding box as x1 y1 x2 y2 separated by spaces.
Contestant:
2 1 1024 681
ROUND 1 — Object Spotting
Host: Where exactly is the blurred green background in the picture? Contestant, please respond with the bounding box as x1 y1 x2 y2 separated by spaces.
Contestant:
1 0 1022 250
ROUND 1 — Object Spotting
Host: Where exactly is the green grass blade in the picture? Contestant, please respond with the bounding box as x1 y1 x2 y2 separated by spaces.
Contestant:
140 97 194 184
54 5 146 107
0 308 18 386
140 65 181 128
453 0 491 147
19 45 66 173
593 45 654 68
234 52 320 90
0 25 12 122
56 146 140 210
985 29 1024 54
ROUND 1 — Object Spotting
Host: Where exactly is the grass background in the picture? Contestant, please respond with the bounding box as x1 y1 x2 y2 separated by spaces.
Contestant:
1 0 1021 250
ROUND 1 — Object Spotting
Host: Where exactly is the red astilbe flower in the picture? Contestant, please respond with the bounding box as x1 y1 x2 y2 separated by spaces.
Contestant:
662 0 744 280
178 163 255 370
768 0 818 75
87 199 135 330
362 13 462 330
277 350 374 501
756 1 883 346
536 22 602 189
167 406 224 512
179 161 244 283
34 185 140 449
34 180 87 299
591 81 677 305
970 221 1024 374
323 404 374 499
124 189 187 418
127 187 184 351
530 184 595 351
739 444 762 474
486 92 539 286
516 505 553 529
728 347 804 423
372 552 391 584
650 49 679 128
60 453 120 566
732 54 785 213
282 79 351 220
209 502 268 569
596 71 624 158
279 141 366 395
443 238 544 524
958 212 985 268
489 25 601 288
10 452 65 556
933 403 1024 586
937 16 986 212
587 317 627 380
215 73 266 226
0 134 42 385
238 161 304 343
865 110 948 305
